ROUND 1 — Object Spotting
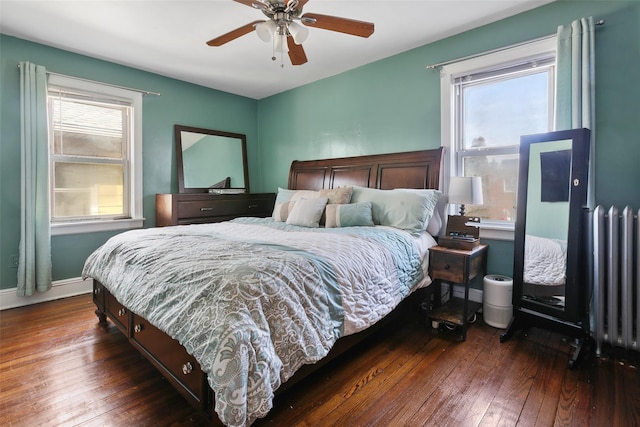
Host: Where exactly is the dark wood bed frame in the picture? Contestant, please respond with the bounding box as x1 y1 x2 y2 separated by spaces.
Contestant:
92 148 444 425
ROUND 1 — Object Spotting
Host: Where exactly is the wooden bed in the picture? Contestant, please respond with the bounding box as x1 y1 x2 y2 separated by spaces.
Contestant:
90 148 443 426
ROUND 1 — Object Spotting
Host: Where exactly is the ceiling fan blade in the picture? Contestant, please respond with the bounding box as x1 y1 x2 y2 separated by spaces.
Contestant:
206 20 264 46
287 0 309 13
301 13 374 38
233 0 270 10
287 37 308 65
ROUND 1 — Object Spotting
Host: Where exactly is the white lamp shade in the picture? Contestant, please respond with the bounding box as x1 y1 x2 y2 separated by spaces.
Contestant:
448 176 484 205
273 32 288 53
288 21 309 44
256 20 276 42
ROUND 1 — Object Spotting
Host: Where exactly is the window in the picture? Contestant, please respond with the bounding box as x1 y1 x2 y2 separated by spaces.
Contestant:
47 75 143 235
441 37 557 238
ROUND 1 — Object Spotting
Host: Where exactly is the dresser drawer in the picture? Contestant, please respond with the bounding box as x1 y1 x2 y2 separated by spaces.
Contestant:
178 197 273 220
105 290 130 335
430 251 466 283
156 193 276 226
131 314 207 405
429 246 487 284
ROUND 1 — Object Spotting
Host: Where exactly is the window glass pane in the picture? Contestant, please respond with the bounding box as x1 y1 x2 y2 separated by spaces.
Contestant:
53 163 124 218
462 71 549 149
51 97 124 158
463 153 519 222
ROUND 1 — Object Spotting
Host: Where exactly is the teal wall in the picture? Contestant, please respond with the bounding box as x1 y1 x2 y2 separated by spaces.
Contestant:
258 0 640 278
0 36 259 289
1 0 639 290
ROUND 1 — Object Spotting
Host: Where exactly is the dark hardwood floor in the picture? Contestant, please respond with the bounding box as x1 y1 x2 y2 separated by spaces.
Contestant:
1 293 638 426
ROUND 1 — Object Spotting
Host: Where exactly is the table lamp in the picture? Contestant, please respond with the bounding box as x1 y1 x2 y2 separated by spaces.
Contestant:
448 176 484 216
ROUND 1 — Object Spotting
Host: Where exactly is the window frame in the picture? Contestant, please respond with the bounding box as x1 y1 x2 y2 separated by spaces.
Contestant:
440 37 557 241
47 74 144 236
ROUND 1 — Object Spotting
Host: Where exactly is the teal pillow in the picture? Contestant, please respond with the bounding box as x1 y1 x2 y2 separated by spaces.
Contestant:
325 202 374 228
351 186 442 231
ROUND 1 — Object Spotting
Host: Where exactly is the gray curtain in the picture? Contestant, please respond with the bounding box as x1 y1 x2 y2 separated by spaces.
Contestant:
556 16 596 208
18 61 52 296
556 17 597 333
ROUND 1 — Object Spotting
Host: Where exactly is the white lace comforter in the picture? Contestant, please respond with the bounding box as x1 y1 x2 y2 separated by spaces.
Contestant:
83 218 435 426
524 234 567 286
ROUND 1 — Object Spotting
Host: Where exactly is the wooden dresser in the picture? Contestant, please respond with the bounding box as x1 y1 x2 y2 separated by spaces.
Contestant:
155 193 276 227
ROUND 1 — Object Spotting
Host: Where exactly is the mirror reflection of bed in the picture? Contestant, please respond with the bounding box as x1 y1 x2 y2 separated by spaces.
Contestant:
522 139 572 311
523 234 566 306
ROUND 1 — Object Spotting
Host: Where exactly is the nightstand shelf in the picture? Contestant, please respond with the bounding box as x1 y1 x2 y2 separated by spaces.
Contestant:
428 244 488 341
430 298 482 326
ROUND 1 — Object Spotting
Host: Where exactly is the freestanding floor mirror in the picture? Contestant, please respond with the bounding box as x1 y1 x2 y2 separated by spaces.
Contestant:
500 128 591 368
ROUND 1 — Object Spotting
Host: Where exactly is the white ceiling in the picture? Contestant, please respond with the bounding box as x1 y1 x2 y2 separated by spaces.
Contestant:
0 0 555 99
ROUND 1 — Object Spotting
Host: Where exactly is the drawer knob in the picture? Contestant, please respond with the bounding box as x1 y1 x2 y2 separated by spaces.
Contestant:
134 323 144 333
444 264 451 270
182 362 193 375
118 308 127 317
200 207 213 211
248 204 259 209
94 287 102 295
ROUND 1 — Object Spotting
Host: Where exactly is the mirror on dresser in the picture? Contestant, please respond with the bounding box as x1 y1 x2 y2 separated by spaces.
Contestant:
175 125 250 193
500 128 591 368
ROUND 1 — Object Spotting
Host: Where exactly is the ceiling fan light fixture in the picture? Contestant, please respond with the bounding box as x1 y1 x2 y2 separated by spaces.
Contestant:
273 31 288 53
288 21 309 44
256 20 276 42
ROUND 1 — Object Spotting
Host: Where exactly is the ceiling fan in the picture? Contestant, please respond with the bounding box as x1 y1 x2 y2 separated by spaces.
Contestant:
206 0 375 66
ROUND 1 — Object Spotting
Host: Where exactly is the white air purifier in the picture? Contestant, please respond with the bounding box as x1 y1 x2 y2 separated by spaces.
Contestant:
483 275 513 329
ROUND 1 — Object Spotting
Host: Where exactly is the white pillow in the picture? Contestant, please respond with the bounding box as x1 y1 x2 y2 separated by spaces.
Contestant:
286 197 329 228
351 186 442 232
394 189 447 236
272 187 319 220
272 200 296 222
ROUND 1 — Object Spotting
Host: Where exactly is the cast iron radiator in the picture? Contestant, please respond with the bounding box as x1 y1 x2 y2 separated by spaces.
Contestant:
593 205 639 356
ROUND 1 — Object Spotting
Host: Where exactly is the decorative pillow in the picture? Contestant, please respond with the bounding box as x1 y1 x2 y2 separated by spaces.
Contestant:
273 187 352 222
272 200 296 222
325 202 374 228
286 197 329 228
319 187 353 205
351 186 442 232
273 187 318 220
290 189 322 202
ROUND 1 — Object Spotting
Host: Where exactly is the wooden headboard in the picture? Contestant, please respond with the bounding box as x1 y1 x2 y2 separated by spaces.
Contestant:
288 148 444 191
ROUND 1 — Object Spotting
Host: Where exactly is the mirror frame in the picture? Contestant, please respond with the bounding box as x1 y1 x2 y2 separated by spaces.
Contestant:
512 128 591 322
174 125 250 194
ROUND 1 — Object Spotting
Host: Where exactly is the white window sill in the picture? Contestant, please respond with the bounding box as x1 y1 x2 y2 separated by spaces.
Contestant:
51 218 144 236
479 223 515 241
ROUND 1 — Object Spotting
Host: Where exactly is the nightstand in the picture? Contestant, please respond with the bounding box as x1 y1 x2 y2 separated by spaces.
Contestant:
428 244 488 341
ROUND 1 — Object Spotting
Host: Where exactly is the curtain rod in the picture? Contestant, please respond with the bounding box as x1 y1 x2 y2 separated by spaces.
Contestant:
17 63 161 96
425 19 605 71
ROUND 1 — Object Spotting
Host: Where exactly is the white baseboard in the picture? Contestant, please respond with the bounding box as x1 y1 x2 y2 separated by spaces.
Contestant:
0 277 92 311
